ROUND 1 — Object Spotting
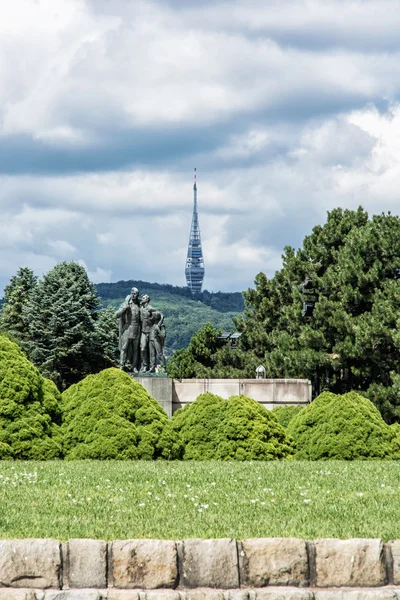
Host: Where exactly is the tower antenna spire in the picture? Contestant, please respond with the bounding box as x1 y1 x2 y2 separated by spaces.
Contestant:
185 168 205 294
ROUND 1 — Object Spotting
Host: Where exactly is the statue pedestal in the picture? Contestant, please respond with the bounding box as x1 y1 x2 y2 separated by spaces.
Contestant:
129 374 173 417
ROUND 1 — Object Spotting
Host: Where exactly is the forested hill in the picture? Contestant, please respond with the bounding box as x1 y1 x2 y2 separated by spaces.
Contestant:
96 280 244 352
96 280 244 313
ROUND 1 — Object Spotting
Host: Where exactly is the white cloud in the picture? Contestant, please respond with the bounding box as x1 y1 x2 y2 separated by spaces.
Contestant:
47 240 77 256
77 260 112 283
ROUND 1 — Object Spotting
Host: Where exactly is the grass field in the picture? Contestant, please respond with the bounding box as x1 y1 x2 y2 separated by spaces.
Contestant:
1 460 400 541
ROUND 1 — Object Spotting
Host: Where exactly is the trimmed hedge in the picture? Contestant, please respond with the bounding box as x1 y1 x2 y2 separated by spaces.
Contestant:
288 391 395 460
61 367 176 459
168 392 295 460
272 405 304 428
0 335 62 459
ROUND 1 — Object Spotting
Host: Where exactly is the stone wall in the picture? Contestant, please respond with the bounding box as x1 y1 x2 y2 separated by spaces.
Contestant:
1 537 400 598
136 378 312 417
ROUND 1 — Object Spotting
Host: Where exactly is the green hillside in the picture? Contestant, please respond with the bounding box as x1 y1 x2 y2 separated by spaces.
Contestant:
96 281 243 353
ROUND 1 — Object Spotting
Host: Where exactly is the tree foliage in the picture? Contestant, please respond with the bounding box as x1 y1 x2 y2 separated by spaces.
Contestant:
166 323 258 378
23 262 104 390
179 208 400 422
0 335 62 459
272 405 304 428
0 267 37 341
95 307 119 368
167 392 295 460
61 368 176 460
287 391 395 460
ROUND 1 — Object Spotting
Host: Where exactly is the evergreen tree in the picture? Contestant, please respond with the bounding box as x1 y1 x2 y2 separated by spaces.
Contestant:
0 267 37 340
24 262 101 390
179 208 400 422
95 307 119 368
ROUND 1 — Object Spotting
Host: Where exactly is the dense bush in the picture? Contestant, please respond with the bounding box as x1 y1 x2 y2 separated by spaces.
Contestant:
288 391 395 460
61 368 176 459
272 405 304 428
0 335 62 459
168 392 295 460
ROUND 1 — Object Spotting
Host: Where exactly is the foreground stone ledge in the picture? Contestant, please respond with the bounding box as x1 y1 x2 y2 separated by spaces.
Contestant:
111 540 178 589
314 538 386 587
239 538 308 587
3 589 400 600
181 538 239 589
0 539 61 589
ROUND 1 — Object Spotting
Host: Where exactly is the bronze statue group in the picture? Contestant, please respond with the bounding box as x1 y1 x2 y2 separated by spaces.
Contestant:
115 287 166 373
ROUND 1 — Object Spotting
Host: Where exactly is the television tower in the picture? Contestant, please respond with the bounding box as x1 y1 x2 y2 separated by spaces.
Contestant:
185 168 205 294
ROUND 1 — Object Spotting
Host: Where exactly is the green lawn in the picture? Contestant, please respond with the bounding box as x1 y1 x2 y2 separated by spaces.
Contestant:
1 460 399 541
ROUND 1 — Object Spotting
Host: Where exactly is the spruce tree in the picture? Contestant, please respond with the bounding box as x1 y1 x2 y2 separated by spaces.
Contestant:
0 267 37 340
24 262 101 390
95 306 119 368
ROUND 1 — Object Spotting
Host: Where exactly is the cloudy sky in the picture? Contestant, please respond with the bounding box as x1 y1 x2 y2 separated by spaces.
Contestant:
1 0 400 295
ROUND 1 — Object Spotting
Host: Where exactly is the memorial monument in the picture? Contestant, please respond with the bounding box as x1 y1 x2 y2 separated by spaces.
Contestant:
115 289 166 374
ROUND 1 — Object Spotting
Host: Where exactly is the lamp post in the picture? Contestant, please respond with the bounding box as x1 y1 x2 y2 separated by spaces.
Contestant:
300 278 319 399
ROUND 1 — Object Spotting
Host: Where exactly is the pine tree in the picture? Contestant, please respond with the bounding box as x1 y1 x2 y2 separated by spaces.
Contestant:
179 208 400 422
24 262 101 390
0 267 37 340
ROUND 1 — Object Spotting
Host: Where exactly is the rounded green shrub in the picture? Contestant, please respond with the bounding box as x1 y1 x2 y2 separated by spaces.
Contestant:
61 367 175 459
0 334 62 459
168 392 295 460
288 391 394 460
272 405 304 428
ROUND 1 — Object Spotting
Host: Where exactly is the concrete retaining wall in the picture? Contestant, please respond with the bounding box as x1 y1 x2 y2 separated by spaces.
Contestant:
1 537 400 598
136 378 311 417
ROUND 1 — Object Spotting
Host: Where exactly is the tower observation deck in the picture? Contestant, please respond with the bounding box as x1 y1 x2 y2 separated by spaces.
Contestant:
185 168 205 294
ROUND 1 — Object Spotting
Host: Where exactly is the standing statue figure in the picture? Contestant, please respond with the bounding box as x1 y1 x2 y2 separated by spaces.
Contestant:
115 287 141 372
140 293 157 372
149 310 166 372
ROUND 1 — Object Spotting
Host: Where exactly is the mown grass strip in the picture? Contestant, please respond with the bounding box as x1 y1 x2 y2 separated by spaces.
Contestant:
1 460 399 541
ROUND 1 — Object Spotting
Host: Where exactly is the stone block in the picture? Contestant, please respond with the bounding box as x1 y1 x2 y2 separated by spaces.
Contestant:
239 538 308 586
313 589 400 599
105 591 140 600
255 590 312 600
145 592 181 600
388 540 400 585
0 539 61 588
67 539 107 588
43 592 103 600
111 540 178 589
227 592 250 600
0 591 37 600
181 590 225 600
182 539 239 589
314 539 386 587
